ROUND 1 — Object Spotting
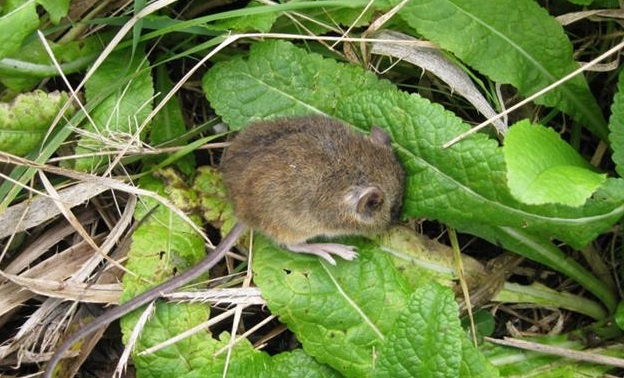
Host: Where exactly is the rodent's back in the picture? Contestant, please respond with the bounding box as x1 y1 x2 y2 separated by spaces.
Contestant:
222 115 404 244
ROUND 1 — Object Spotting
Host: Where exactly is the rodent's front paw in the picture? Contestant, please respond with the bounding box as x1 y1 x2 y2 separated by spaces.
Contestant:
286 243 358 265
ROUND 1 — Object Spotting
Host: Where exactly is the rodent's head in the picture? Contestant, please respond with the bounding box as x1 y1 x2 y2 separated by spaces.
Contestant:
321 126 405 236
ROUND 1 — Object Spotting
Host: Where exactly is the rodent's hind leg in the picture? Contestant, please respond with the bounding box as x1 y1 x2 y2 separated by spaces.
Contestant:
285 243 358 265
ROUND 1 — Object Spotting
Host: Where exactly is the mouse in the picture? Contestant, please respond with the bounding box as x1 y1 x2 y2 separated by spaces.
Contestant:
221 114 405 264
43 115 405 377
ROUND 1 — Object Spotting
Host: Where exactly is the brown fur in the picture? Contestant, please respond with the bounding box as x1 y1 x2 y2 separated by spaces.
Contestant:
221 115 405 245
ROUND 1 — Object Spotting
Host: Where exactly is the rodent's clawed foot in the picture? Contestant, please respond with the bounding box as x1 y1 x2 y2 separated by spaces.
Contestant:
286 243 358 265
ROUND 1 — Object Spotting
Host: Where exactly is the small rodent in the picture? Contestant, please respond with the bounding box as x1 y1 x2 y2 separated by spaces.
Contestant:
222 115 405 264
43 115 404 377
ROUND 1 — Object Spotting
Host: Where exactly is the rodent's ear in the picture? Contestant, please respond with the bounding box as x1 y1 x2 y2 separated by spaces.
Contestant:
370 126 391 146
353 186 385 217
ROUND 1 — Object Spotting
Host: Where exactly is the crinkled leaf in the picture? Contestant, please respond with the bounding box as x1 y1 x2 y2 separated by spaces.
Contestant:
337 88 623 248
375 284 499 377
192 166 237 235
121 175 212 374
504 121 606 206
202 40 395 130
375 283 462 377
609 67 624 177
0 91 73 156
252 236 411 377
153 167 200 211
339 89 620 310
398 0 608 140
75 47 154 171
375 285 498 378
260 349 342 378
179 333 271 378
188 346 342 378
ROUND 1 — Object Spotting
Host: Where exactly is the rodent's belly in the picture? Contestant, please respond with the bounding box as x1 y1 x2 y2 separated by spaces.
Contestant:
243 210 338 245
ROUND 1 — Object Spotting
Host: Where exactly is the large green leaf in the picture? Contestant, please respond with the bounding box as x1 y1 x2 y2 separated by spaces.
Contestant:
203 41 395 130
503 121 606 206
398 0 608 140
374 284 462 377
338 89 621 310
259 350 342 378
609 67 624 177
337 89 622 248
374 283 498 377
252 236 411 377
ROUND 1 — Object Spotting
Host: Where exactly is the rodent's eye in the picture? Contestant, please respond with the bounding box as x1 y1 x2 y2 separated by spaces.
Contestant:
356 187 384 217
366 195 383 211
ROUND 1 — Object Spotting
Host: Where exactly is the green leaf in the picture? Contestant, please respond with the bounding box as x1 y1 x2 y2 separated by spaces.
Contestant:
179 333 271 378
36 0 69 24
210 0 277 32
0 91 73 156
146 65 195 175
252 236 410 377
459 336 500 377
202 40 395 130
193 166 237 235
615 301 624 331
0 0 39 60
121 174 214 374
260 349 342 378
609 67 624 177
338 88 622 249
0 37 100 91
374 283 462 377
504 121 606 206
75 47 154 171
398 0 608 141
461 310 496 338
